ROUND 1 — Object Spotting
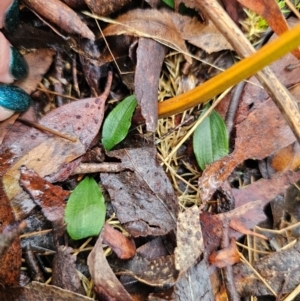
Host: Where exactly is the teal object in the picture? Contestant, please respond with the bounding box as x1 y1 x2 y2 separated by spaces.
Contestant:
10 46 28 80
4 0 19 32
0 85 31 111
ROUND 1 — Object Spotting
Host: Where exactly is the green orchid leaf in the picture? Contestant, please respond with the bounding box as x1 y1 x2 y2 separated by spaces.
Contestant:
65 177 106 240
162 0 174 8
193 105 229 170
102 95 137 151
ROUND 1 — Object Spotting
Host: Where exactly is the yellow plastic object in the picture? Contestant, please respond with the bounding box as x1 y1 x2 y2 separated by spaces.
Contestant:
158 23 300 118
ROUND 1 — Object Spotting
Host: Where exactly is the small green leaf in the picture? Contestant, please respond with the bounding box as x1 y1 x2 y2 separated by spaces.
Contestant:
162 0 174 8
65 177 106 240
102 95 137 151
193 105 229 170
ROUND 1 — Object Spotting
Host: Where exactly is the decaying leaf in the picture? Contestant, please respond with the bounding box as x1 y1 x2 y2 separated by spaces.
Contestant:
52 246 84 294
2 73 112 219
19 166 68 224
174 206 203 274
101 9 232 63
199 97 297 202
110 254 178 287
88 234 133 301
233 170 300 208
209 238 240 268
172 260 214 301
101 147 178 237
22 0 94 40
0 281 94 301
0 150 22 286
135 38 166 132
84 0 132 16
234 240 300 296
102 223 136 260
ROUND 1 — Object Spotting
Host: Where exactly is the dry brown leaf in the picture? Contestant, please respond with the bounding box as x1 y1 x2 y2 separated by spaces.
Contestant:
19 166 68 224
110 254 178 287
22 0 94 40
88 234 133 301
229 219 268 240
135 38 166 132
0 281 94 301
174 206 203 274
209 238 240 268
102 223 136 260
102 9 232 63
84 0 132 16
52 246 84 294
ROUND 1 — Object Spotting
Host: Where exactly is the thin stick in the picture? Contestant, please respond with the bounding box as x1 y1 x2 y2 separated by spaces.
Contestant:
17 117 77 142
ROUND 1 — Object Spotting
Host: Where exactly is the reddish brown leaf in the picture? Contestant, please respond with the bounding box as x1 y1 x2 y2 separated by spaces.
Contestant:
237 0 300 59
135 38 166 132
19 166 68 224
102 223 136 260
199 98 297 202
2 73 112 219
101 147 178 237
87 234 133 301
229 219 268 240
22 0 94 40
233 170 300 208
209 238 240 268
0 150 22 286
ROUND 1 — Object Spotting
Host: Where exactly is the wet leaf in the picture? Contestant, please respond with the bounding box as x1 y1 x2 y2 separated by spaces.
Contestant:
209 238 240 268
101 147 178 237
110 254 178 287
102 95 137 151
102 223 136 259
233 240 300 296
88 234 133 301
193 105 229 170
52 246 84 294
175 206 203 274
19 166 68 224
65 177 106 240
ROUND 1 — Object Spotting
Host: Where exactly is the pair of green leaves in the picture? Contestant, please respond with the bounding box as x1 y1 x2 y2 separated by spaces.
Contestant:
193 105 229 170
65 96 137 240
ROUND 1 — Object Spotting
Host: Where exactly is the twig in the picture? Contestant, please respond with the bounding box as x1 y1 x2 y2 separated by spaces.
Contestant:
221 218 240 301
17 117 77 142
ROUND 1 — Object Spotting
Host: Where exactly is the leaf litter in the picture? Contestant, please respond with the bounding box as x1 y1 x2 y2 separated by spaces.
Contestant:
0 0 300 300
